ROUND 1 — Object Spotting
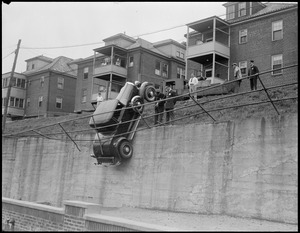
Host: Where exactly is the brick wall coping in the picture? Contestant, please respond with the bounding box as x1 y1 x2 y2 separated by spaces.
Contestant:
63 200 101 215
85 213 181 232
2 197 64 215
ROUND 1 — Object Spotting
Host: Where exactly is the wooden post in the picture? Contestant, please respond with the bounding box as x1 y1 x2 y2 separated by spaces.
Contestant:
2 39 21 132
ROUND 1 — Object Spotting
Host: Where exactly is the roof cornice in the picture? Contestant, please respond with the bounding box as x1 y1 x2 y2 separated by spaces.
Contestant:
229 4 297 26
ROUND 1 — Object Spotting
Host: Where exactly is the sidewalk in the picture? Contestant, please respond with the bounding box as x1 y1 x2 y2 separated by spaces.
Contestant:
100 207 298 231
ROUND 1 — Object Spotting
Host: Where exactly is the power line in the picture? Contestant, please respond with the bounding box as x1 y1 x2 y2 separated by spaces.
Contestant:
2 50 15 60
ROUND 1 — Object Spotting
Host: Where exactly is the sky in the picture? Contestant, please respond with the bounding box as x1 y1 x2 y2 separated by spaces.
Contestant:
2 2 226 74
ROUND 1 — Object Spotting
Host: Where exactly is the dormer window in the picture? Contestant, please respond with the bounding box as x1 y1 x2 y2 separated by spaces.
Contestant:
238 2 246 17
228 5 235 20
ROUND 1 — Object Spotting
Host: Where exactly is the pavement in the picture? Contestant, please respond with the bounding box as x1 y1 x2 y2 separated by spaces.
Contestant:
100 206 298 231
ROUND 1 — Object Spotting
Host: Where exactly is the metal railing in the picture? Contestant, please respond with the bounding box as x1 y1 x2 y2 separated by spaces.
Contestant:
2 64 298 151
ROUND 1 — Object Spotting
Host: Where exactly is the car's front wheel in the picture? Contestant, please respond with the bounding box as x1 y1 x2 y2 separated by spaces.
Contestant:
131 95 144 113
140 82 156 102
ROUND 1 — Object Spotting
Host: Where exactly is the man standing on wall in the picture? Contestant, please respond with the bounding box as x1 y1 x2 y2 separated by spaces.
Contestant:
248 60 259 91
164 86 177 125
188 72 199 100
154 88 166 125
232 63 242 93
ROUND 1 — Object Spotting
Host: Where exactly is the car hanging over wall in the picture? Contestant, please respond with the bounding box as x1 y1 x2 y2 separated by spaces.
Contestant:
89 81 156 166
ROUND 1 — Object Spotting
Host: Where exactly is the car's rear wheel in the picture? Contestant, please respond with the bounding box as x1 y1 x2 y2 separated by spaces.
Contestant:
131 95 144 113
117 138 133 159
140 82 156 102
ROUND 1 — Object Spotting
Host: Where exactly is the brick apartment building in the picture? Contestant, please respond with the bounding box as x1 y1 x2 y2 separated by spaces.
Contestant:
184 2 298 92
72 33 187 112
22 55 78 118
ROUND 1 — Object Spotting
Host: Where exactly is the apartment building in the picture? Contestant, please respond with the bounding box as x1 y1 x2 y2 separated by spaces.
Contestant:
2 72 27 120
73 33 186 112
184 2 298 91
22 55 77 118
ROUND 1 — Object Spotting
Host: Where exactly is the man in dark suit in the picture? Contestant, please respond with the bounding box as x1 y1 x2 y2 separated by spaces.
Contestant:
164 86 177 125
248 60 260 90
154 89 166 125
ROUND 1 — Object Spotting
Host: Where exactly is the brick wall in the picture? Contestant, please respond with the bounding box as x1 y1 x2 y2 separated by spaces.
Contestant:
229 9 298 92
2 198 177 231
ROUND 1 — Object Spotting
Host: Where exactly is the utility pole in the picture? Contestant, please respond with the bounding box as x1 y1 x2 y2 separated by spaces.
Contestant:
2 39 21 132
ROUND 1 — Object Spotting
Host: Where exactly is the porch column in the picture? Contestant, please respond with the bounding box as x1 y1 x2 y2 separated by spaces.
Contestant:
212 18 216 84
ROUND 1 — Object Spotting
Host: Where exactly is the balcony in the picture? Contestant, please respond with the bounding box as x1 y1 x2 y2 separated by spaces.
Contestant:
2 107 25 117
187 41 230 59
93 63 127 78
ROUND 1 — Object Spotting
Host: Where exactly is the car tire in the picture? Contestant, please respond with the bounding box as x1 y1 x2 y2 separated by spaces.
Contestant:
140 82 156 102
117 138 133 159
131 95 144 113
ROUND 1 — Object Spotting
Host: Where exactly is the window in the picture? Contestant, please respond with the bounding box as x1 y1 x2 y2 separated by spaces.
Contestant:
32 64 35 69
272 20 283 41
11 77 16 86
15 98 19 107
28 80 31 86
2 78 8 87
162 64 168 77
181 53 185 59
83 67 89 79
129 56 134 67
238 2 246 17
177 67 185 79
27 98 30 107
239 61 247 76
56 97 62 109
82 89 87 103
155 61 161 75
21 79 26 88
239 29 247 44
3 97 7 106
176 51 180 57
38 96 43 107
40 76 44 87
57 77 64 89
19 99 24 108
9 97 15 107
272 54 283 75
16 78 22 87
205 69 212 78
228 5 235 20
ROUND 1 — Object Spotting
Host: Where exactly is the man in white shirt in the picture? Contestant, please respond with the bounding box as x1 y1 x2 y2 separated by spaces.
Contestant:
188 73 199 99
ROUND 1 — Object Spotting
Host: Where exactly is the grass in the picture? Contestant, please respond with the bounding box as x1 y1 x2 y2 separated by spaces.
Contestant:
2 84 297 136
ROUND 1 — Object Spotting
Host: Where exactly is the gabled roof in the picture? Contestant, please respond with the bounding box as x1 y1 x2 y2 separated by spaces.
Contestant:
103 33 136 43
23 56 77 76
126 38 169 57
153 39 186 49
228 2 297 24
24 55 53 63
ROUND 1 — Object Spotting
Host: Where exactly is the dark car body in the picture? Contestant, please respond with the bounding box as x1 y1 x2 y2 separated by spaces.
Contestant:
89 81 155 165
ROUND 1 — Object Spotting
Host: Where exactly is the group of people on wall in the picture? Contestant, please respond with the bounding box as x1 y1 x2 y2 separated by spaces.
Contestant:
232 60 260 92
187 60 260 99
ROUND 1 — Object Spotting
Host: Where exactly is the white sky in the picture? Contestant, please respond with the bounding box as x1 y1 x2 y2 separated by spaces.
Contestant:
2 2 226 74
